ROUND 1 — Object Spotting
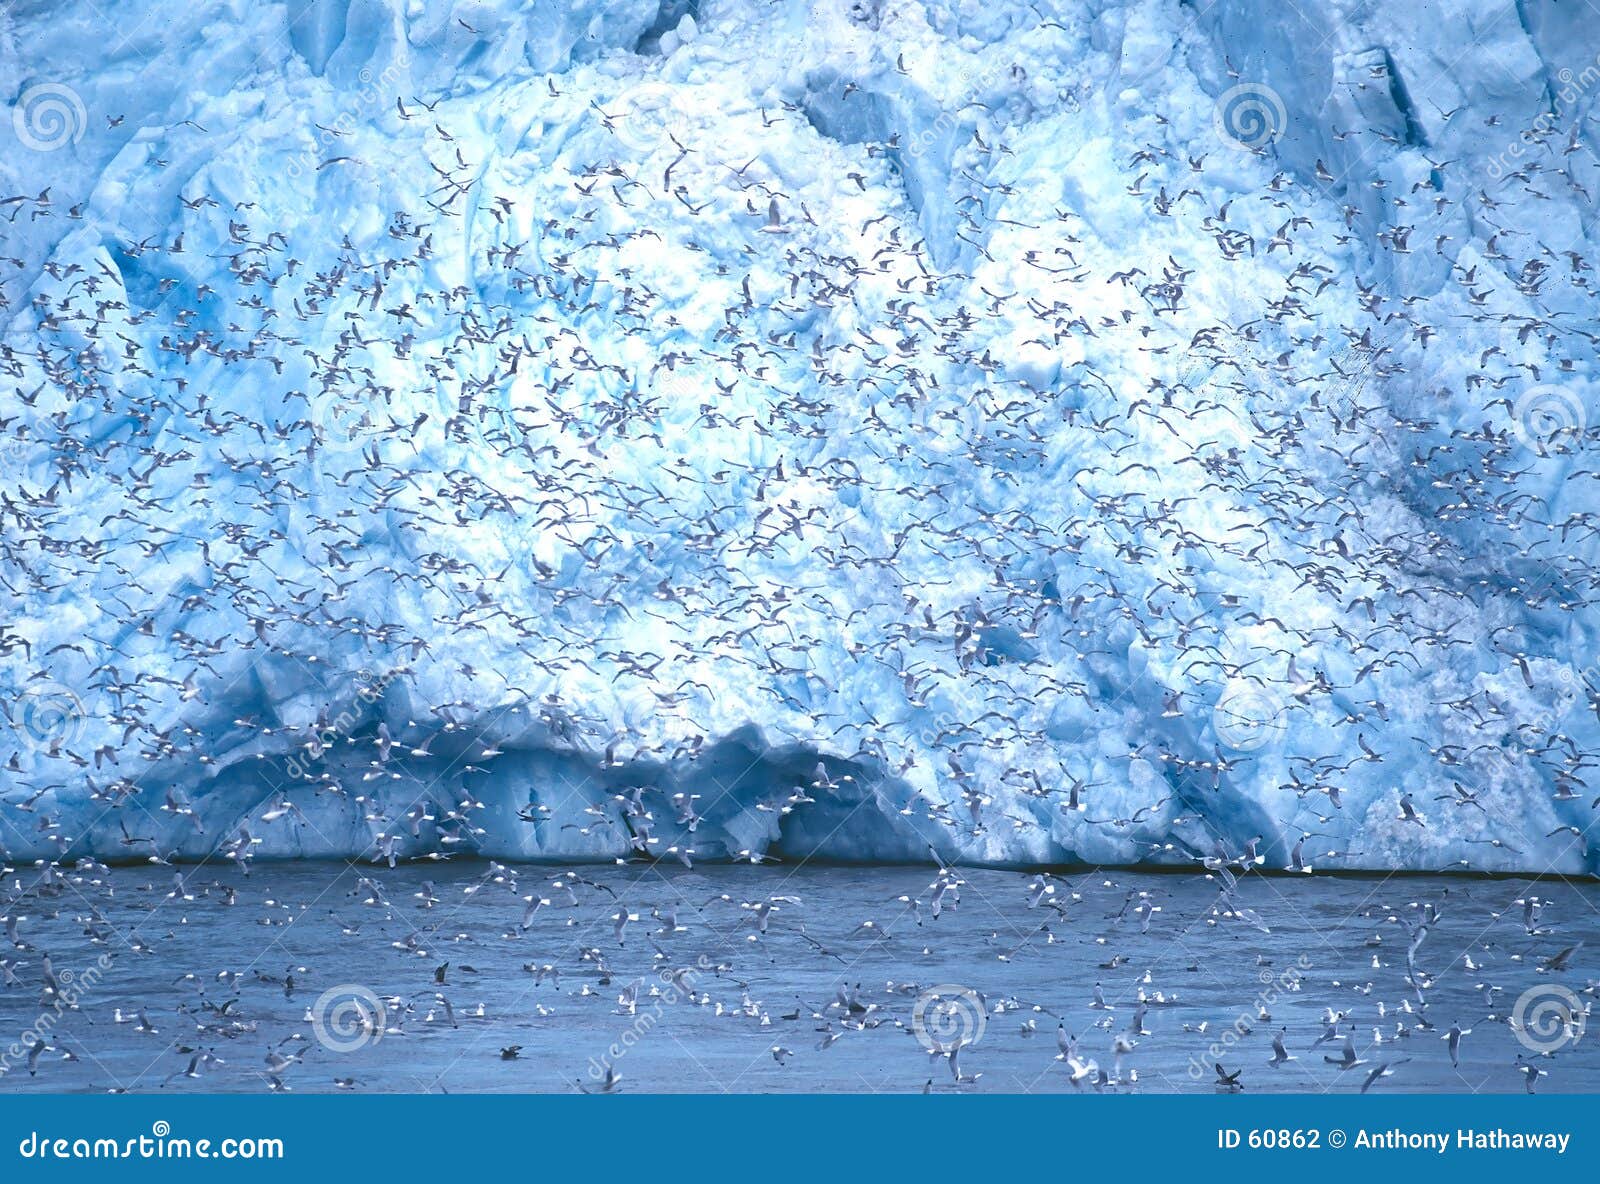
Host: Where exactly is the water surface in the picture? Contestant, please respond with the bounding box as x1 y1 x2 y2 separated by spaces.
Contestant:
1 862 1594 1093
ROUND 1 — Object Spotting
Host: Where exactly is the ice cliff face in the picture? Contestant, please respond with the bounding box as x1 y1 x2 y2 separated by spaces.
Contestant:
2 0 1599 873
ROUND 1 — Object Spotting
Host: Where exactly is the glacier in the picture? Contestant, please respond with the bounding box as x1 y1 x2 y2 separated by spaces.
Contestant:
1 0 1599 874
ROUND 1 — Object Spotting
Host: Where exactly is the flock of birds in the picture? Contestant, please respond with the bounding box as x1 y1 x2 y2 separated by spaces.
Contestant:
1 1 1599 1091
0 856 1593 1093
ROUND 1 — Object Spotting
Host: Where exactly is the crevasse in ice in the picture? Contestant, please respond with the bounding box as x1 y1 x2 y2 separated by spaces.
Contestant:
2 0 1599 872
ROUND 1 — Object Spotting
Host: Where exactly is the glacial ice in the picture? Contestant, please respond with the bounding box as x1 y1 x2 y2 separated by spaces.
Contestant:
1 0 1599 873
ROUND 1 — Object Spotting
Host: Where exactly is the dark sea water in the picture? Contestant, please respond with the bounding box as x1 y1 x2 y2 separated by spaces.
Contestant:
1 861 1595 1094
